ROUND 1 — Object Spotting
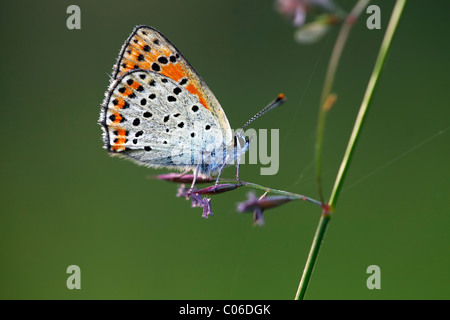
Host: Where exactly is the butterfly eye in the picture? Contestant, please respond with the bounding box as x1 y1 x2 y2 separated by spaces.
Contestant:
240 137 247 148
234 135 247 149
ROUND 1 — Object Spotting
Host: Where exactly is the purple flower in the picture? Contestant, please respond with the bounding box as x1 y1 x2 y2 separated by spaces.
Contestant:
194 183 241 195
154 173 213 184
201 197 213 218
237 192 295 225
276 0 344 44
176 183 241 218
238 192 294 211
276 0 336 27
166 175 241 219
177 183 241 197
177 185 215 218
176 184 193 198
237 192 266 226
252 207 265 226
188 193 213 218
188 192 203 207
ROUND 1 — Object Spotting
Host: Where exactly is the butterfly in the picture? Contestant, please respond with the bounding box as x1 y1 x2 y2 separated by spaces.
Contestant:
99 26 284 186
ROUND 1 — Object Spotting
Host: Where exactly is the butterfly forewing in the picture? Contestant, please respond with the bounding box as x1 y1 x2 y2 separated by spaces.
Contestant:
111 26 232 143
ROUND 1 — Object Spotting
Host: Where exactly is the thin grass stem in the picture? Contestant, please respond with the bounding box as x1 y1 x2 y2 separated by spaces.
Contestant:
296 0 406 300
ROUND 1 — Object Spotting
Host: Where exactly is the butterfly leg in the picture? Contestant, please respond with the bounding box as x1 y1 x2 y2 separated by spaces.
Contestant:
178 169 191 178
188 165 200 194
214 154 230 186
235 155 244 185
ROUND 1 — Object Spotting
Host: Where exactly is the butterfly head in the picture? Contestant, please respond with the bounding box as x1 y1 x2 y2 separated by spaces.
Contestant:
233 131 251 156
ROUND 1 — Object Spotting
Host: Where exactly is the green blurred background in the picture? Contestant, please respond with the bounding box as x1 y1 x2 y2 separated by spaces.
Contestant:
1 0 449 299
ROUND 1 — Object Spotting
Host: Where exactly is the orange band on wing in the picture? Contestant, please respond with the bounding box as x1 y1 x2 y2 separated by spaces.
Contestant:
119 87 134 97
112 144 126 152
159 63 209 110
111 128 127 152
130 81 142 90
111 112 122 124
114 98 126 109
160 63 184 83
117 33 211 110
185 83 208 110
116 129 127 136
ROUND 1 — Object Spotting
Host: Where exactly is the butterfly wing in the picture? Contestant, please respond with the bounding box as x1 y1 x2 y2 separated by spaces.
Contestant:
100 69 227 172
110 25 232 144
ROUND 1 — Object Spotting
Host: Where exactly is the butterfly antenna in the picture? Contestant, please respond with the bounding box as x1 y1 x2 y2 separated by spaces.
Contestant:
240 93 287 133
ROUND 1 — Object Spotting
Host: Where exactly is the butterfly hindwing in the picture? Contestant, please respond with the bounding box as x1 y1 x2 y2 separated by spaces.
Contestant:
100 70 226 169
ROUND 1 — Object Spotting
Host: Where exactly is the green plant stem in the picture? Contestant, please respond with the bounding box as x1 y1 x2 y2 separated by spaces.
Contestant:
328 0 406 210
295 212 330 300
315 0 371 203
296 0 407 300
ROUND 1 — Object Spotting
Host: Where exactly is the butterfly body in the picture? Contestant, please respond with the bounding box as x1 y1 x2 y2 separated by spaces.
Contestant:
99 26 248 176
